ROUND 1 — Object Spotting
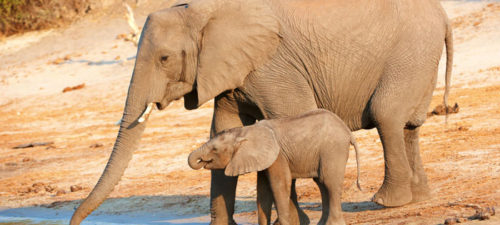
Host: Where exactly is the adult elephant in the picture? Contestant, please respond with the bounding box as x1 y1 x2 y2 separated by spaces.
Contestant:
70 0 453 224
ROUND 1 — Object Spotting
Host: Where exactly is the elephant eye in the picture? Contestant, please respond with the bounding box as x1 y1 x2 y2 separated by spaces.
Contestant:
160 55 169 63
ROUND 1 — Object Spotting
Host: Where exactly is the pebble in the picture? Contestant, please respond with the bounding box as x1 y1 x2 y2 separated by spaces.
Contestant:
70 185 83 192
89 143 103 148
22 157 33 162
444 218 459 225
56 189 66 196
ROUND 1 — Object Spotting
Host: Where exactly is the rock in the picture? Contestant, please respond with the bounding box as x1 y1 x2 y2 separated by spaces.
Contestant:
45 185 56 193
17 183 59 194
428 103 460 117
89 143 103 148
70 185 83 192
18 187 30 194
56 189 66 196
469 206 495 221
30 187 41 193
32 182 45 188
31 182 46 193
116 33 128 39
63 54 72 61
13 142 54 149
479 213 490 220
444 218 459 225
22 157 33 162
5 162 17 167
51 58 65 65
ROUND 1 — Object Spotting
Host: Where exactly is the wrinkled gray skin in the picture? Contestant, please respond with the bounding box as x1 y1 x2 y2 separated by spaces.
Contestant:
188 109 362 225
70 0 453 224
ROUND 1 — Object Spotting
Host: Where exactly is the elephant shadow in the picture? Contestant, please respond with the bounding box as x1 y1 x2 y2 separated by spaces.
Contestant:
300 201 384 213
0 194 256 225
0 195 382 224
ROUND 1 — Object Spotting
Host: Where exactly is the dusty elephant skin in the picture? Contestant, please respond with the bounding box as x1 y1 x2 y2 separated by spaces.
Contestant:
188 109 362 225
70 0 453 224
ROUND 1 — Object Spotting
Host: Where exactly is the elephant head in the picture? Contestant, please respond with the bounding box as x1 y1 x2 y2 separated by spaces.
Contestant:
70 0 280 224
188 125 280 176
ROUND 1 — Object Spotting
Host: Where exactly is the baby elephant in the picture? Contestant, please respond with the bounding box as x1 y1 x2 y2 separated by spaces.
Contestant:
188 109 361 225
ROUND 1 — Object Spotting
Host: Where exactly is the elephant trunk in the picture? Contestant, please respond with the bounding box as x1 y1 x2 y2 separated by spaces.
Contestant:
188 145 209 170
70 74 150 225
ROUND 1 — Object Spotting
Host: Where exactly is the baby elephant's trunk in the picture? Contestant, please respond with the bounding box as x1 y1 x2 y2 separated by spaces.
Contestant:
188 145 208 170
350 135 362 191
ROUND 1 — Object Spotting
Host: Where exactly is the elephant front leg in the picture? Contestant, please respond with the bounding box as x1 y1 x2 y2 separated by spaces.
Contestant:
372 122 413 207
404 126 432 203
266 158 292 225
257 171 273 225
210 170 238 225
209 96 256 225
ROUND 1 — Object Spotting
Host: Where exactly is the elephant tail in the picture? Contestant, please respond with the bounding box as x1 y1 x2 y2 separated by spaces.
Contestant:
444 17 454 124
350 135 362 191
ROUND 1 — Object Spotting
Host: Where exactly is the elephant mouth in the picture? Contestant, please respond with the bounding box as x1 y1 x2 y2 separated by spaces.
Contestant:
156 101 168 110
199 159 213 168
200 159 212 164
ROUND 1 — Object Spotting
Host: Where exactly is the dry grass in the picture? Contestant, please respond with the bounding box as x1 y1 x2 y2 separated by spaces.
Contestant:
0 0 96 37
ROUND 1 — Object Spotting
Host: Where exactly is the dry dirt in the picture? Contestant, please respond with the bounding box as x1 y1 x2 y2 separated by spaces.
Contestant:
0 1 499 224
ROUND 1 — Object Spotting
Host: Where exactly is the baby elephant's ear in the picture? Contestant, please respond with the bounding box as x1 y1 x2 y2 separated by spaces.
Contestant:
225 126 280 176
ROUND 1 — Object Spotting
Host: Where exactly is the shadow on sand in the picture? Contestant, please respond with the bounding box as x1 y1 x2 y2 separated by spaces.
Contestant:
0 195 383 224
301 201 384 213
0 194 250 225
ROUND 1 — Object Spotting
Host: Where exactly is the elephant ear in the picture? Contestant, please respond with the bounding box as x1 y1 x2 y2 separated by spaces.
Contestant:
225 125 280 176
188 0 280 107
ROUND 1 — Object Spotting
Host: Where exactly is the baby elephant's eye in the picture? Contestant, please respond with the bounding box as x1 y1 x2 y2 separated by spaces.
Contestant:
160 55 169 62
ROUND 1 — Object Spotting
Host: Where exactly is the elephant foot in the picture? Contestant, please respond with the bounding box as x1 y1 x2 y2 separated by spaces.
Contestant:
298 208 310 225
299 213 310 225
287 200 309 225
279 212 309 225
410 181 432 203
372 181 412 207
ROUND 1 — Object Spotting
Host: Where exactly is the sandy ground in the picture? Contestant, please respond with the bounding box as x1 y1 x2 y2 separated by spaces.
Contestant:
0 0 499 224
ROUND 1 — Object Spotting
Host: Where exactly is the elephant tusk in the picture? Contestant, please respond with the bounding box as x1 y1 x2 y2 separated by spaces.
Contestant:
138 102 154 123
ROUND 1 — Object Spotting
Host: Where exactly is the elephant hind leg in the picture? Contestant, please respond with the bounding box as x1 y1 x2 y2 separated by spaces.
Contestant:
404 126 432 203
404 66 437 204
318 157 347 225
289 180 310 225
370 112 413 207
369 81 415 206
369 36 443 206
313 178 329 225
